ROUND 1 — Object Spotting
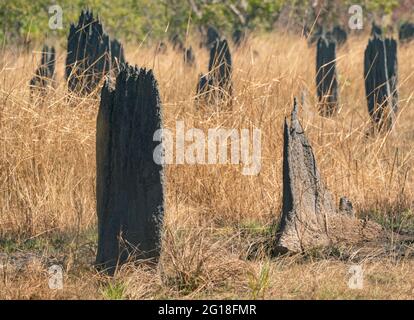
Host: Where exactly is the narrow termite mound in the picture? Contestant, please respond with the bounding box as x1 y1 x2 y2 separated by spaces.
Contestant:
399 22 414 43
96 65 164 274
66 9 125 95
29 45 56 93
184 46 196 66
232 29 246 47
206 26 220 49
308 25 347 48
332 26 347 47
364 25 398 132
275 100 390 254
316 35 339 116
196 39 233 106
110 38 126 70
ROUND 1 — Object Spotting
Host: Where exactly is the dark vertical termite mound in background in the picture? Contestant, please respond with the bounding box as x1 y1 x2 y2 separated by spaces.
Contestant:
206 26 220 48
364 28 398 132
275 100 388 254
110 38 125 70
208 39 232 93
307 24 323 46
156 42 168 55
308 26 347 48
316 35 338 117
96 65 164 275
171 34 184 51
399 22 414 43
184 46 196 66
29 45 56 93
232 29 246 47
196 39 233 106
332 26 347 47
66 10 111 94
66 10 125 95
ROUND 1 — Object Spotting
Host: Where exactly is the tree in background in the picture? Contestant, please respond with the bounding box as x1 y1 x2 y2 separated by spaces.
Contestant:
0 0 409 46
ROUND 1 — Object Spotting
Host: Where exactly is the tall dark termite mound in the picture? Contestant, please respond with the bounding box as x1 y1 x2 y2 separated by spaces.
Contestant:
206 26 220 48
171 34 184 51
96 65 164 274
110 38 126 70
196 39 233 106
399 22 414 43
316 35 338 116
307 24 323 46
232 29 246 47
184 46 196 66
308 25 347 48
364 28 398 132
331 26 347 47
66 10 111 94
29 45 56 93
66 10 125 95
275 100 392 254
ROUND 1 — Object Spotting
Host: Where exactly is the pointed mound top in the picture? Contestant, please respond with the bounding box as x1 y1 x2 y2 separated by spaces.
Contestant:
115 64 157 86
292 97 298 119
70 9 103 30
371 23 383 38
275 99 388 254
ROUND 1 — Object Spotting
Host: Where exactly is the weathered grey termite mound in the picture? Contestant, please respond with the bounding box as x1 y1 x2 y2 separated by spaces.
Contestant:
316 35 338 116
196 39 233 105
275 100 389 254
399 22 414 43
96 65 164 274
29 45 56 93
66 10 125 95
364 27 398 131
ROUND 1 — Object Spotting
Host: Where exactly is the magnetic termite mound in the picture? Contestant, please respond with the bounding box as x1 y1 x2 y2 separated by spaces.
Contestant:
308 25 347 48
232 29 246 47
184 46 196 66
171 34 184 51
316 35 339 117
96 65 164 275
29 45 56 94
196 39 233 106
364 26 398 132
399 22 414 43
331 26 347 47
110 38 126 70
206 26 220 48
275 100 395 255
65 9 125 95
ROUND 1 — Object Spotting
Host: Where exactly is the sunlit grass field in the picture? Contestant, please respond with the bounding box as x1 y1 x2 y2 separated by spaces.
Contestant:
1 30 414 299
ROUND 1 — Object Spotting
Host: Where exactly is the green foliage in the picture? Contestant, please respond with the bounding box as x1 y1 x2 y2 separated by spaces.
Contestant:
101 281 126 300
365 0 400 15
248 261 270 300
0 0 409 44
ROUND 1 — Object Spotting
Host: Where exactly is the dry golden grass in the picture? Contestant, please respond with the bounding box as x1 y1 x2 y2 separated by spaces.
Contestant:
1 31 414 299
